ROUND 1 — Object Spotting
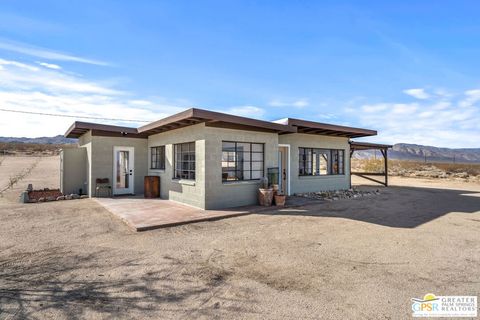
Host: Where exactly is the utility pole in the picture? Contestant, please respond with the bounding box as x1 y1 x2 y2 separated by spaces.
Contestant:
453 153 456 164
424 154 427 163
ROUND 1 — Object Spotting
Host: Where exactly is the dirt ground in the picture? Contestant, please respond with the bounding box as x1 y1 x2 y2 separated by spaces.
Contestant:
1 156 479 319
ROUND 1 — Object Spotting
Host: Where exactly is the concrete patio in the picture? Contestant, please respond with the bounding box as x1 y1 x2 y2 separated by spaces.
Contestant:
94 196 258 231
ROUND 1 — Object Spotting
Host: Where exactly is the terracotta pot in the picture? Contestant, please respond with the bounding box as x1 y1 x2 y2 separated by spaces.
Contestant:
258 188 274 206
274 194 286 207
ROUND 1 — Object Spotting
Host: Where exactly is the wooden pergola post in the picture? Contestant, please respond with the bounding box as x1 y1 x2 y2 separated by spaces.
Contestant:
350 142 392 187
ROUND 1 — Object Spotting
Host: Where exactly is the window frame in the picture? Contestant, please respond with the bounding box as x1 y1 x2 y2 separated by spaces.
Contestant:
298 147 345 176
150 145 166 170
173 142 196 180
222 141 265 182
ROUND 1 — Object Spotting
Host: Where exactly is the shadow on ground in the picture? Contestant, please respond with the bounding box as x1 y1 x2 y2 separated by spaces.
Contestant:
0 247 255 319
263 185 480 228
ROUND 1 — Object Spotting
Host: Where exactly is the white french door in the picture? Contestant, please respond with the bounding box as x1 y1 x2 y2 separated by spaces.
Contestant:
113 146 135 195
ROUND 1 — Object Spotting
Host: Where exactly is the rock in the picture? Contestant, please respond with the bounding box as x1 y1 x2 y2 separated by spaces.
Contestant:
38 197 45 202
65 195 73 200
27 184 33 192
19 191 29 203
71 194 80 199
29 199 38 203
56 196 65 201
80 195 89 199
46 196 56 201
332 197 339 201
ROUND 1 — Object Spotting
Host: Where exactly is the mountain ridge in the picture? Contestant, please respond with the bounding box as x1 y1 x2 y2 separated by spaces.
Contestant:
0 136 479 163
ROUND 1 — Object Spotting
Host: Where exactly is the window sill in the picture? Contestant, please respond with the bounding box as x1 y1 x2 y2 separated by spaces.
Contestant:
149 169 166 173
172 179 196 186
222 180 261 186
299 174 346 179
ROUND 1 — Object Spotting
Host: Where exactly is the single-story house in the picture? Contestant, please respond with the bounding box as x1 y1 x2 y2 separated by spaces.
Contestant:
61 108 381 209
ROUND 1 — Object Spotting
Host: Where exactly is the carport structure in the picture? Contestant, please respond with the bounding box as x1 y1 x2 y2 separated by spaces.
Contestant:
350 141 393 186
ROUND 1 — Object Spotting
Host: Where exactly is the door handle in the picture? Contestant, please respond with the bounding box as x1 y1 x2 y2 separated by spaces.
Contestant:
283 169 286 180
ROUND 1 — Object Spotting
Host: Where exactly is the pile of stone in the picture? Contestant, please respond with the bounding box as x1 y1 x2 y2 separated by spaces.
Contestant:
295 188 380 201
19 184 88 203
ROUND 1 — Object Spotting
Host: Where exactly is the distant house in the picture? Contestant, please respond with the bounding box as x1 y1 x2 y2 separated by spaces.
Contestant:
61 108 380 209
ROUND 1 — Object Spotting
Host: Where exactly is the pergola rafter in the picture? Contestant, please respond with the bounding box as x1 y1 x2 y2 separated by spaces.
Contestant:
350 141 393 187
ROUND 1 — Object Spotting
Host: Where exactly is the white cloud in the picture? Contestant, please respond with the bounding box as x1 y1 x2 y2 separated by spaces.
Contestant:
346 89 480 148
403 88 430 100
0 39 108 66
37 61 61 70
269 98 309 108
0 58 185 137
459 89 480 107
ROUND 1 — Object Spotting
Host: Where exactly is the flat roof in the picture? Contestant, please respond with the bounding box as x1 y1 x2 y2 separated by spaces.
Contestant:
65 107 378 139
350 141 393 150
286 118 377 138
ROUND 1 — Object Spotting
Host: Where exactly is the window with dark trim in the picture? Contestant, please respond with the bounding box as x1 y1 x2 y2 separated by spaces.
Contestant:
174 142 195 180
150 146 165 170
222 141 264 181
299 148 344 176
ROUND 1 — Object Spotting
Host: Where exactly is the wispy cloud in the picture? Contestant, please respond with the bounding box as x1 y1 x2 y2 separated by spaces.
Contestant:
269 98 309 108
37 61 62 70
0 57 185 137
346 89 480 148
0 39 108 66
403 88 430 100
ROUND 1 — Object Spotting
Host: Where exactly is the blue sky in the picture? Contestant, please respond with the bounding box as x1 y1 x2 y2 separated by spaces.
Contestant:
0 0 479 147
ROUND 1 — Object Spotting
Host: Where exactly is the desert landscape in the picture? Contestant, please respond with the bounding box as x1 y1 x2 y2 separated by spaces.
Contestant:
0 155 479 319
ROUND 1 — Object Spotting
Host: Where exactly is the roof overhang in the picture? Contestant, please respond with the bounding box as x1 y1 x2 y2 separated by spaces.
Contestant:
286 118 377 138
350 141 393 150
138 108 296 135
65 121 146 139
64 108 380 140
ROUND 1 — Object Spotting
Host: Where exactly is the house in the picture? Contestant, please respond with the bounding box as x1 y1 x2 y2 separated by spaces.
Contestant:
61 108 380 209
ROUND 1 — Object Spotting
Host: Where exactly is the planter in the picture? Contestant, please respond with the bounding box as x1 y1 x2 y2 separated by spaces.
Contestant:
258 188 274 206
274 194 286 207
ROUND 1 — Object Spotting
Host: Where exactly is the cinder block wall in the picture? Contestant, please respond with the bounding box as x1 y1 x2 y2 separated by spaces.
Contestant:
60 148 87 195
147 123 206 209
204 126 279 209
90 136 148 197
278 133 350 193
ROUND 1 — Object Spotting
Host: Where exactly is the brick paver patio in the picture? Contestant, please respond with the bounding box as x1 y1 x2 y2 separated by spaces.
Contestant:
94 196 254 231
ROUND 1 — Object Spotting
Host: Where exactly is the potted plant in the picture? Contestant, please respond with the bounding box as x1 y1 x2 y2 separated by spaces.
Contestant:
258 177 273 206
274 192 286 206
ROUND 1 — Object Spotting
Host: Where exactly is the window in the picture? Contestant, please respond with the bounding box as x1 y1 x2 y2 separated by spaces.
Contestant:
299 148 344 176
222 141 264 181
174 142 195 180
150 146 165 170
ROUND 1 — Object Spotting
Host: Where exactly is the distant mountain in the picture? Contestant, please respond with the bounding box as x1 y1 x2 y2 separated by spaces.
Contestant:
0 135 77 144
353 143 480 163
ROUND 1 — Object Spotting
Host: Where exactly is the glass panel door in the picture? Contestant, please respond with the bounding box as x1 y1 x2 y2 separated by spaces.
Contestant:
113 147 134 195
116 151 129 189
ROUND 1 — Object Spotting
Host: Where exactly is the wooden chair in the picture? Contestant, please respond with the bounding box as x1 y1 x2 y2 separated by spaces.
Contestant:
95 178 112 197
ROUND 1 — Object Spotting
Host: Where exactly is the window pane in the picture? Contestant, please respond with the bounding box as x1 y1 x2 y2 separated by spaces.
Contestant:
252 162 263 170
252 143 263 152
251 170 262 179
174 142 196 180
252 152 263 161
237 143 250 152
222 142 236 152
221 141 264 181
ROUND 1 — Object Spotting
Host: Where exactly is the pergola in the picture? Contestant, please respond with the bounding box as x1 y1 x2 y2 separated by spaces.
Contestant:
350 141 393 186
